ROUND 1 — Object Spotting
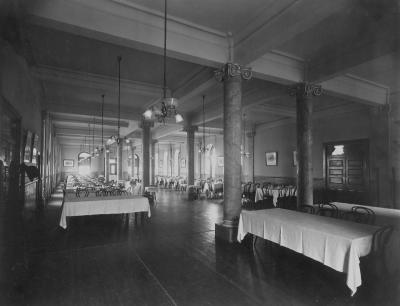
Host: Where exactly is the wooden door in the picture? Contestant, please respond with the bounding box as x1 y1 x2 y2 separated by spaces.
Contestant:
325 140 369 203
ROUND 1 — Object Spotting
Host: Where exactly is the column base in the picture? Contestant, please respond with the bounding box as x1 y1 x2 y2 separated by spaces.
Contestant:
215 221 238 243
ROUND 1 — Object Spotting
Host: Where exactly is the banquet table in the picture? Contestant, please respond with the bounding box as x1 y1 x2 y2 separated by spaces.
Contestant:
237 208 379 296
59 194 151 229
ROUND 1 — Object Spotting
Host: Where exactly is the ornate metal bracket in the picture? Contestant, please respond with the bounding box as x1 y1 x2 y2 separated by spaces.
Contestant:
214 63 252 82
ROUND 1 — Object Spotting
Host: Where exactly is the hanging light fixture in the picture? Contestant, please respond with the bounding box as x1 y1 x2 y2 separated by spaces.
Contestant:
199 95 208 154
142 0 183 124
99 94 105 153
109 56 122 145
92 117 99 157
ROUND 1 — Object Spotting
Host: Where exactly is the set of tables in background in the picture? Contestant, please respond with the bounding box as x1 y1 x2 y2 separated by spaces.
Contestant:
60 175 151 229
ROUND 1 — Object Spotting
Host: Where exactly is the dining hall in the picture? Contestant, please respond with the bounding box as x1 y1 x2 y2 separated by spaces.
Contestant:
1 0 399 305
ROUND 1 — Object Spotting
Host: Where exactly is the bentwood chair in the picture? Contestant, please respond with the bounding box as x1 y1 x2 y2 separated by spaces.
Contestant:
317 203 339 218
347 206 376 225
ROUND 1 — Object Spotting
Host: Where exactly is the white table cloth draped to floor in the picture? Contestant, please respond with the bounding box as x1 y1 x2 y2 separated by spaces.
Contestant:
237 208 379 296
59 195 151 229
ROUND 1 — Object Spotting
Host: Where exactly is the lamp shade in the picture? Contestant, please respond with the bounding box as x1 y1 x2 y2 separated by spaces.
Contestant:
175 113 183 123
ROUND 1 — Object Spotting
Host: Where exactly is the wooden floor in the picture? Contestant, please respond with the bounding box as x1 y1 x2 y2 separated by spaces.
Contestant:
1 186 399 306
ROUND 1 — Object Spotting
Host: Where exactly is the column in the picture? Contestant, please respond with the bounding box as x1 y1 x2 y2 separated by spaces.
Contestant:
247 128 256 183
105 146 110 183
185 126 198 185
370 105 391 206
215 63 252 243
151 140 157 185
117 141 123 180
141 120 153 187
290 83 322 208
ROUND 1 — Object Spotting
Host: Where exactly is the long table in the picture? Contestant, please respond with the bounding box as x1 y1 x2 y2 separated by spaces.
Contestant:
60 194 151 229
237 208 379 296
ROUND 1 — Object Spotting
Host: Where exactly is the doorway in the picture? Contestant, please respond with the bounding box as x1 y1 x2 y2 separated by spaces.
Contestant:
324 139 369 204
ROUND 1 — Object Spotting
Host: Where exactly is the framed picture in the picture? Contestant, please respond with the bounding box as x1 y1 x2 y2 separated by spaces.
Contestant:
265 152 277 166
217 156 224 167
63 159 74 167
180 159 186 168
293 150 298 167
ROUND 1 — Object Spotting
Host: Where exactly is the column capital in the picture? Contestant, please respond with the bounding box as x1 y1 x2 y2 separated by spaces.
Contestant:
214 62 252 82
140 119 154 129
289 82 323 97
184 125 198 133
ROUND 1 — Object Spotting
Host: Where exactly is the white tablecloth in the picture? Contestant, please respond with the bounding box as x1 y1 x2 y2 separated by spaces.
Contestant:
238 208 379 295
60 196 151 229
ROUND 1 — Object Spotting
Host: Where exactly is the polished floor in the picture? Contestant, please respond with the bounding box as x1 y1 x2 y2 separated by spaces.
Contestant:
1 186 399 306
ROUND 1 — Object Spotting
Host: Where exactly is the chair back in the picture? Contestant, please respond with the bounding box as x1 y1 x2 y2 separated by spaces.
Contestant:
317 203 339 218
351 206 376 225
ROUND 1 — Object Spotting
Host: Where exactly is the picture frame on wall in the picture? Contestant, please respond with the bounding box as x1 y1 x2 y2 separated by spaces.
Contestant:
265 152 278 166
180 159 186 168
63 159 74 167
293 150 297 167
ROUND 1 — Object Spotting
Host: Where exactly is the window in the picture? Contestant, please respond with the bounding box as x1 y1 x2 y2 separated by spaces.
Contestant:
109 158 117 175
78 152 91 175
174 149 180 176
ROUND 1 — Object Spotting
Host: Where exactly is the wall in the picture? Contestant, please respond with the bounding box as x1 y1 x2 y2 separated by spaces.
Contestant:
254 110 371 185
0 40 42 139
61 145 104 179
390 92 400 208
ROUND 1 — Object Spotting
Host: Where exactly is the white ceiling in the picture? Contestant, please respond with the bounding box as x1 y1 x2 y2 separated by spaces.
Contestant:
19 0 399 147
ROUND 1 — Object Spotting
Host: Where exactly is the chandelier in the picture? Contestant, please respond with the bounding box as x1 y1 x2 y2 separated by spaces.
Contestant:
199 95 209 154
142 0 183 124
109 56 123 145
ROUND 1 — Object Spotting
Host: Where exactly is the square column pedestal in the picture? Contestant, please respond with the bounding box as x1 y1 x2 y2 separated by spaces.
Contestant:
215 221 238 243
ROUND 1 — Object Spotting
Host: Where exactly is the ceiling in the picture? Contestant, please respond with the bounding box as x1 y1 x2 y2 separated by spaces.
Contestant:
17 0 399 147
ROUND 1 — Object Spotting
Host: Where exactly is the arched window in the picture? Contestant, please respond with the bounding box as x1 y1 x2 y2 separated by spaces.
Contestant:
205 144 216 178
154 152 159 176
173 149 180 176
78 152 91 175
134 154 139 179
163 151 168 176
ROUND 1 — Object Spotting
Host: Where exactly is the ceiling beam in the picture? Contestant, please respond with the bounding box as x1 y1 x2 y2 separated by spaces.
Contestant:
45 99 142 121
52 114 129 128
31 65 162 99
308 12 400 82
234 0 350 65
256 102 367 132
25 0 228 67
152 124 183 140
